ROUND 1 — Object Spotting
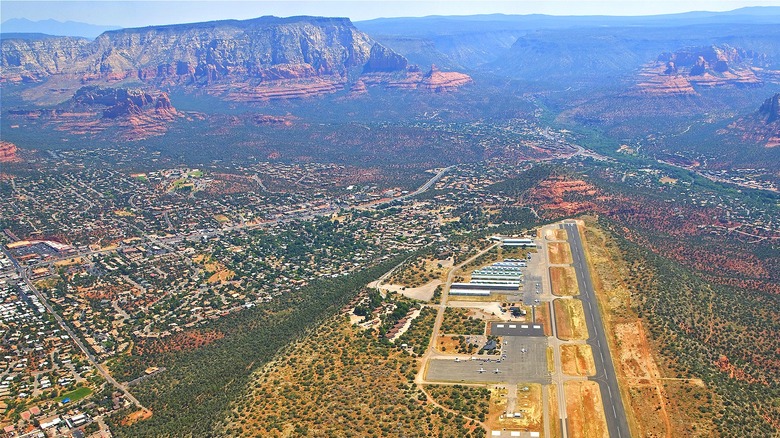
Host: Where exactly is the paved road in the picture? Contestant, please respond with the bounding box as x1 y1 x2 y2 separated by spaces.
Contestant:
1 246 146 410
416 241 500 385
400 165 455 200
29 164 456 270
563 222 630 438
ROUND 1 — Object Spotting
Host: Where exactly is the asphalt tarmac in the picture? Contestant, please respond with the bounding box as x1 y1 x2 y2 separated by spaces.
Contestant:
563 222 630 438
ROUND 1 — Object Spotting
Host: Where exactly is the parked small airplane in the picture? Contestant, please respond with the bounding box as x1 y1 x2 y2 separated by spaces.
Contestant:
478 367 487 373
493 368 501 374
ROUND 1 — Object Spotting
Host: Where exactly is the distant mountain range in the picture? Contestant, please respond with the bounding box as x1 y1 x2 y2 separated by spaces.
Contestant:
356 7 780 73
0 18 120 39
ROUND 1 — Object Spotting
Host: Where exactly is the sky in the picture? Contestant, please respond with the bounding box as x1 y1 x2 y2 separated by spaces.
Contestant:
3 0 780 27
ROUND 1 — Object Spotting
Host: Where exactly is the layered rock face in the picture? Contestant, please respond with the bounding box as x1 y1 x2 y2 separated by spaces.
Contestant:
0 36 90 82
419 65 473 91
637 45 764 96
723 93 780 148
1 16 409 99
72 86 177 119
362 65 472 92
1 16 474 101
0 141 18 162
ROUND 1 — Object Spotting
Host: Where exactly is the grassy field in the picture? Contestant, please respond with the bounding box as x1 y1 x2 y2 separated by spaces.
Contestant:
547 242 573 264
550 266 579 296
55 386 93 403
553 299 588 341
549 385 560 438
560 344 596 376
565 381 608 438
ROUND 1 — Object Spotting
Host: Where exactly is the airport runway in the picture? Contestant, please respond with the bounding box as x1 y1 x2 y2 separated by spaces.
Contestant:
563 222 631 438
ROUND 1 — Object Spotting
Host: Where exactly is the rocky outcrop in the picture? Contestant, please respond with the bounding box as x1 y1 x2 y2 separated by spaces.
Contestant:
253 114 295 126
0 141 18 162
73 86 151 106
4 85 182 141
71 86 176 119
348 79 368 96
759 93 780 123
209 78 346 102
723 93 780 148
637 73 696 96
363 43 408 72
419 65 473 91
0 36 90 82
362 65 472 92
637 45 764 96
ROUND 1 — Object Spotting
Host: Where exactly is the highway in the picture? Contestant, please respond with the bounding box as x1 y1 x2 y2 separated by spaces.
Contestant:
397 165 454 201
563 222 630 438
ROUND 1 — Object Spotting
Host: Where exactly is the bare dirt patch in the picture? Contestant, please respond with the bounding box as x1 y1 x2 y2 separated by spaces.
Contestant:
565 381 608 438
207 269 235 284
437 335 469 354
535 303 553 337
561 344 596 376
581 219 716 437
548 242 573 264
54 257 83 267
486 384 543 432
550 266 579 296
549 385 560 438
380 279 442 301
121 409 152 426
614 321 661 380
553 299 588 341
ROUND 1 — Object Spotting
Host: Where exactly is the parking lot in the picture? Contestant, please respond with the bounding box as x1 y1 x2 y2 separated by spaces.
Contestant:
425 337 550 384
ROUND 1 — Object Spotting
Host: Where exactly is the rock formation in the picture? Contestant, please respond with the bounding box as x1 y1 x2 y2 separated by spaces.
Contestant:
363 43 408 72
637 45 764 96
71 86 177 120
4 85 183 141
2 16 471 100
723 93 780 148
759 93 780 123
0 141 18 162
419 65 473 91
362 65 472 92
0 16 420 101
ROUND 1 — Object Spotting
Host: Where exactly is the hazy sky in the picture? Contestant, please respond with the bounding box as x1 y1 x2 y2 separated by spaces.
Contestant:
3 0 780 27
